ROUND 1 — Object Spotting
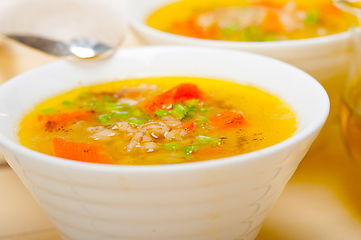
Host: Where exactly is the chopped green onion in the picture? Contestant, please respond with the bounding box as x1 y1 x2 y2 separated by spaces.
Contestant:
196 117 209 127
132 109 143 117
119 104 133 111
128 118 147 125
200 108 209 113
102 95 116 102
99 113 113 121
62 101 73 106
41 108 56 114
88 100 102 111
305 8 319 25
154 109 169 118
98 113 115 125
185 99 200 109
187 109 197 118
171 103 189 119
183 145 198 158
113 112 129 119
196 136 212 145
104 102 120 111
191 136 223 147
163 142 181 151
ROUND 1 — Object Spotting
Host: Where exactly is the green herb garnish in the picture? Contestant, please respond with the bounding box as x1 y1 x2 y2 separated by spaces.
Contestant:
132 109 143 118
62 101 73 106
88 100 102 111
196 117 209 127
154 109 169 118
41 108 56 114
163 142 181 151
305 8 320 25
183 145 198 158
187 109 197 118
104 102 122 111
185 99 200 109
128 118 147 125
113 112 129 120
171 103 189 119
98 113 115 125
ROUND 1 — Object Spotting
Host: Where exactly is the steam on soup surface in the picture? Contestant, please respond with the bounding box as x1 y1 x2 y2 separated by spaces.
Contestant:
147 0 349 41
18 77 297 165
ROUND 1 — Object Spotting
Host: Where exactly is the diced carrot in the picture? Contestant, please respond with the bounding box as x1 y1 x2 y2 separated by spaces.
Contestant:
182 121 196 132
172 13 216 39
172 83 206 102
172 19 203 39
38 111 94 130
141 90 175 114
320 3 342 16
141 83 207 113
261 10 284 33
210 111 245 129
194 145 225 158
52 138 112 164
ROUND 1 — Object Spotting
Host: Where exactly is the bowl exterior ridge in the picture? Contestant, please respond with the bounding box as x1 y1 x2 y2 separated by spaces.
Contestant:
2 137 309 240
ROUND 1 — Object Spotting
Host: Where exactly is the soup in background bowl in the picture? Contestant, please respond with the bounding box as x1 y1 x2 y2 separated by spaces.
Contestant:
0 46 329 240
125 0 351 80
147 0 348 41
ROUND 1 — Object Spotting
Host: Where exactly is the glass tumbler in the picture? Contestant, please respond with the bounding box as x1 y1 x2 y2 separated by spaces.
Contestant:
337 1 361 164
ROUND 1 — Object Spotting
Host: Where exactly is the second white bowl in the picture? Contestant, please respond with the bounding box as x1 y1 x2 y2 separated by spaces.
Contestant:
125 0 351 82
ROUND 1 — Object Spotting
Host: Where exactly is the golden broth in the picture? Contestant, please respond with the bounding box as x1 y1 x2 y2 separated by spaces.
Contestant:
147 0 350 41
18 77 297 165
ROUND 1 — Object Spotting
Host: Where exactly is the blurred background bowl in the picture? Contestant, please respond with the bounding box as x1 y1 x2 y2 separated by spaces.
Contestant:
125 0 350 82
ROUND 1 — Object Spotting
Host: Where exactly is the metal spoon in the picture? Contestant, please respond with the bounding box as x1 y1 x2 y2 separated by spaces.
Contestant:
5 34 114 59
0 0 125 60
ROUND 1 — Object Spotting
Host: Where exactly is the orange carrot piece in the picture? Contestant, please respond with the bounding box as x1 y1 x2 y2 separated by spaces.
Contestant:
210 111 245 129
321 3 342 16
38 111 94 130
172 83 206 103
172 13 215 39
52 138 112 164
141 83 207 113
182 121 196 132
261 10 284 33
141 90 174 114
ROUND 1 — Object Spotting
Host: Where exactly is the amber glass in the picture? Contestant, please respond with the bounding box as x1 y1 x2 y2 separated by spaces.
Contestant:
337 0 361 164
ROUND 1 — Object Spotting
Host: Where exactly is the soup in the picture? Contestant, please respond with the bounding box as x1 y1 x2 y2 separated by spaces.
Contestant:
147 0 349 41
18 77 297 165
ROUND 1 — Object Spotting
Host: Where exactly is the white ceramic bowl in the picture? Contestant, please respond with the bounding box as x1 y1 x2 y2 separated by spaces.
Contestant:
0 46 329 240
125 0 350 83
